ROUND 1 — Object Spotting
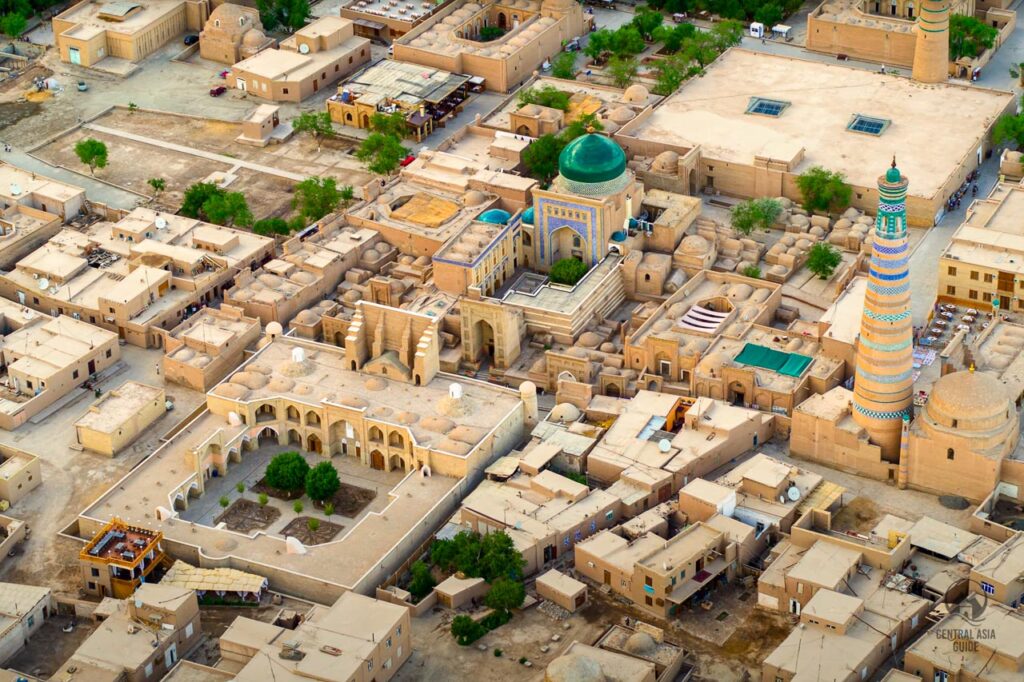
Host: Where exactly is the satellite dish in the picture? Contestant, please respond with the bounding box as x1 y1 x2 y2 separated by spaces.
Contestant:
37 277 48 290
658 438 671 453
155 217 168 230
298 42 310 55
787 485 801 502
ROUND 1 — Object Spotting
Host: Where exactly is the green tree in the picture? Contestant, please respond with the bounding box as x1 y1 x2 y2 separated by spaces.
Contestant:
127 102 138 115
478 529 526 582
265 451 310 492
796 166 852 213
408 560 436 599
484 578 525 613
305 461 340 502
561 112 604 143
549 258 588 286
431 531 482 576
612 25 645 57
654 22 696 54
607 55 639 88
291 111 335 152
731 198 781 235
0 13 25 38
369 111 409 138
340 185 355 207
950 14 998 60
551 51 576 79
653 54 684 95
324 502 334 515
253 217 292 236
203 190 253 227
257 0 310 32
583 28 614 63
741 264 762 279
518 84 571 111
631 7 664 40
219 496 230 508
356 133 407 175
74 138 108 176
293 176 342 223
807 242 842 280
147 177 166 201
994 106 1024 149
711 19 744 50
307 517 319 531
753 2 783 27
479 25 504 40
682 32 720 69
451 615 486 645
293 500 304 513
236 481 245 493
258 492 269 506
180 182 223 219
521 134 565 182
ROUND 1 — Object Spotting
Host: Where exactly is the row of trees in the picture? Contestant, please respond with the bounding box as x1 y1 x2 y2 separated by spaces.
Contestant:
415 530 527 645
950 14 998 61
643 0 801 25
264 451 341 502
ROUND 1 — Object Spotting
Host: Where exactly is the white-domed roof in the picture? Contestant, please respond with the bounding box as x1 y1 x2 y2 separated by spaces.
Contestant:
652 150 679 174
550 403 581 423
680 235 710 255
546 652 606 682
622 84 649 103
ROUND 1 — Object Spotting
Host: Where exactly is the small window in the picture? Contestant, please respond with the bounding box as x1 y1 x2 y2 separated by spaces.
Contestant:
745 97 789 117
984 273 994 283
947 448 955 460
948 266 957 276
91 567 99 577
73 369 79 380
105 349 112 358
981 581 995 595
283 88 289 94
847 114 890 136
969 290 978 300
970 271 980 280
947 286 955 295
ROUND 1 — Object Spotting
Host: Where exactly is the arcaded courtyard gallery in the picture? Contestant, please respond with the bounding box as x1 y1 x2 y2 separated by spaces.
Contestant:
76 335 529 601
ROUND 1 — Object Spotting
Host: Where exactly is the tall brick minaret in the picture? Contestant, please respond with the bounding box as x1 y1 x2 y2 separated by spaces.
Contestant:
852 159 914 461
911 0 950 83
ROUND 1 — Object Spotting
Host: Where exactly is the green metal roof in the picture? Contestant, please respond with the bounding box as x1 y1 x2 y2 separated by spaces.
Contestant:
734 343 813 377
558 134 626 185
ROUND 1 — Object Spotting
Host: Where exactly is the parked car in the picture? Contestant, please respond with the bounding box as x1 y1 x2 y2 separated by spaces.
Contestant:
209 85 227 97
184 34 199 46
77 81 87 91
565 38 580 51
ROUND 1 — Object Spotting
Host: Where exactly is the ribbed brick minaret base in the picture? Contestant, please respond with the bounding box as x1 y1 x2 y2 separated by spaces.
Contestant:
912 0 950 84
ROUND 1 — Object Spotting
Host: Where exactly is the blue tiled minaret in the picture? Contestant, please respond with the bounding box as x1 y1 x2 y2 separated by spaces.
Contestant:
852 159 914 461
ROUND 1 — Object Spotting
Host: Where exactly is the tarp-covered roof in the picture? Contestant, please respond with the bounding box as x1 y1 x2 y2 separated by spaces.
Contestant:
734 343 812 377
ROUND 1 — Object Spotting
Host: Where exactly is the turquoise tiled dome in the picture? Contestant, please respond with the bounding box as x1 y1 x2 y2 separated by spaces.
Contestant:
478 208 511 224
558 134 626 185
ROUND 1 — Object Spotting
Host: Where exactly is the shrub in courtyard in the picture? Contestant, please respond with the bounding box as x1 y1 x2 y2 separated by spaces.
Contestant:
265 451 309 492
219 496 229 508
305 461 340 502
293 500 304 514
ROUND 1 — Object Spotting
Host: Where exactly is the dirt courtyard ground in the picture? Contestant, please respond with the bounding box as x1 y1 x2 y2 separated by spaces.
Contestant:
31 108 374 219
0 345 206 597
395 577 790 682
34 126 230 209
